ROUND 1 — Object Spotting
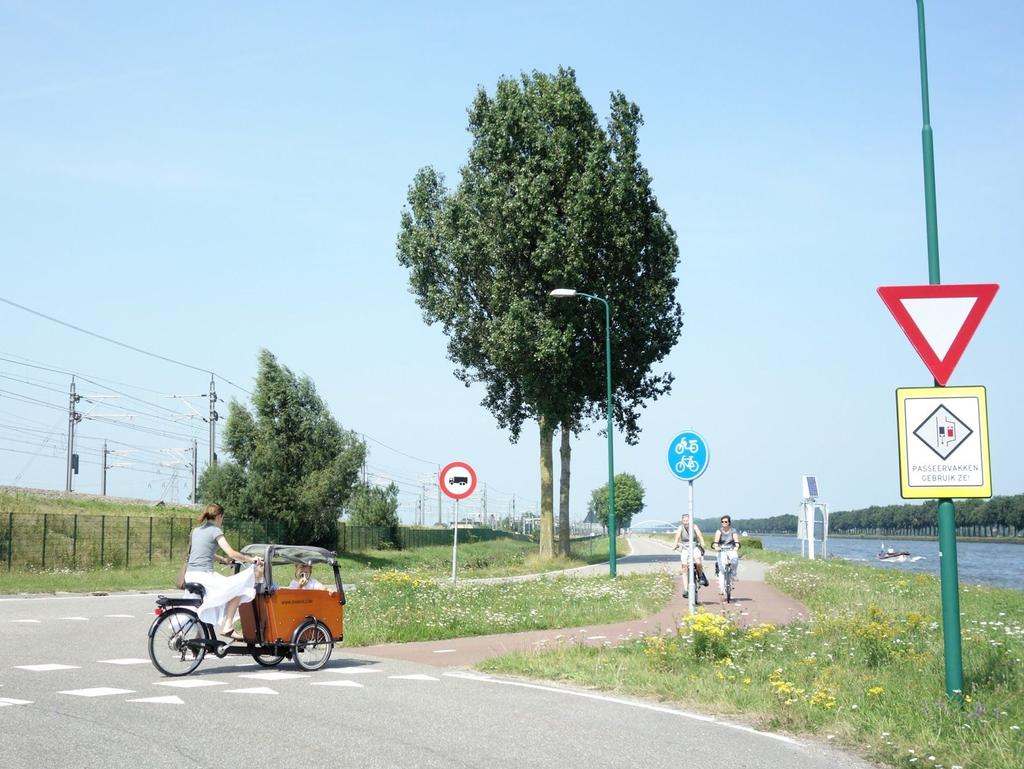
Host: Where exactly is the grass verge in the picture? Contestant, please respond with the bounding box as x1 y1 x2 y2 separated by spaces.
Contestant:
0 537 625 594
344 571 673 645
0 489 194 517
480 555 1023 769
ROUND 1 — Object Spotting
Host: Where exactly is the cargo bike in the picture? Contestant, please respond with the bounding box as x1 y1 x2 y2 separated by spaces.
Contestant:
147 544 345 676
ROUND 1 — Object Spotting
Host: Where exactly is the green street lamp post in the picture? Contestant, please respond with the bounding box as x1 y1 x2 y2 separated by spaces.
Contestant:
550 288 617 577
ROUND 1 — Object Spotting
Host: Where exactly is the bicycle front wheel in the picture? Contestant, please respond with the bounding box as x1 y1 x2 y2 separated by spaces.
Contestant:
149 608 208 676
293 620 333 671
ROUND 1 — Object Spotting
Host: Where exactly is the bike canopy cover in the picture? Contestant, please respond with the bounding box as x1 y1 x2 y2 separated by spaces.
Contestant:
241 544 338 567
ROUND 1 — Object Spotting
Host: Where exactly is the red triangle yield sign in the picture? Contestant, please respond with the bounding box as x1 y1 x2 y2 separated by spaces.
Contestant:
877 283 999 385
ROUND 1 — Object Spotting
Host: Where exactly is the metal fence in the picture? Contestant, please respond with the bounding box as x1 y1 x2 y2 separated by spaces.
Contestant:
0 512 286 571
0 513 522 570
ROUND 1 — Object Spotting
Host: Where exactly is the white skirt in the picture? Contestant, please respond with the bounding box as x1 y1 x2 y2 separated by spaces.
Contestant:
183 567 256 628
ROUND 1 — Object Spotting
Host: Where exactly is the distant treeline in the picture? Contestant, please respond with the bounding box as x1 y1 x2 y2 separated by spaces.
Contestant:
696 494 1024 535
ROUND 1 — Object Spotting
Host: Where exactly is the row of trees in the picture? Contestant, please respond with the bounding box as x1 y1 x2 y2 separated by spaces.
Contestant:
712 495 1024 535
397 68 681 559
829 496 1024 532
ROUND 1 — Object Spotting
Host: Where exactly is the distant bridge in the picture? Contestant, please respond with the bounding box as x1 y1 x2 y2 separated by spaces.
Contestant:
630 518 680 531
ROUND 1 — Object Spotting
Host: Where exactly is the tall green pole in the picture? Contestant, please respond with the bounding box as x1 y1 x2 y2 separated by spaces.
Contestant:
916 0 963 700
602 297 617 577
579 292 616 576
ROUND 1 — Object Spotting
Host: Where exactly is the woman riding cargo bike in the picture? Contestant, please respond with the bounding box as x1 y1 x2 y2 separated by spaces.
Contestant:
148 507 345 676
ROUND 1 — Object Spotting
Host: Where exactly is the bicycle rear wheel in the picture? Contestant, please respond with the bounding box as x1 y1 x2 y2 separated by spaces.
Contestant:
149 608 208 676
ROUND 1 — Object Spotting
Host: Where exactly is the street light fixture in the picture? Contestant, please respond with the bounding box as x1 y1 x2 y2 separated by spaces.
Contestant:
549 288 617 577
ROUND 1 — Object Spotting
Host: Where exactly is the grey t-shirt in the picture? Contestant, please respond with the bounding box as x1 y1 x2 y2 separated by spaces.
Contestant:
186 524 223 572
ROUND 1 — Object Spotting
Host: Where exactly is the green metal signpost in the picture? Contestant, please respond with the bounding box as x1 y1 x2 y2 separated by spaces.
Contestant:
915 0 963 701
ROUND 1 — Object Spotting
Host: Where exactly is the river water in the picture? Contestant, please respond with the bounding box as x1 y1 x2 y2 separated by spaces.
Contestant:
757 535 1024 591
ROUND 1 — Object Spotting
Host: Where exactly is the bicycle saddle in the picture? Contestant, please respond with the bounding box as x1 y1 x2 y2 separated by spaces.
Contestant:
154 582 206 609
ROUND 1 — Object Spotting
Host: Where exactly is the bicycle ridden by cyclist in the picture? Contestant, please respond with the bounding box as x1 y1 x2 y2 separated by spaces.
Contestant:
712 515 741 596
671 514 708 599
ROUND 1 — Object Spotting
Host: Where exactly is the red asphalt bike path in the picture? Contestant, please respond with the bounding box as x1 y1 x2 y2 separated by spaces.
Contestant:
350 536 809 668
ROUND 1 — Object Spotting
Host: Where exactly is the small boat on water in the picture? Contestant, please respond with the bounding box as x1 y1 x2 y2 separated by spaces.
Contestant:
877 544 921 563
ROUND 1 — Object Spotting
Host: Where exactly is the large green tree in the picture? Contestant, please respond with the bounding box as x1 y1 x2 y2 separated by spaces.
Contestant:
588 473 645 532
397 67 682 558
197 349 365 547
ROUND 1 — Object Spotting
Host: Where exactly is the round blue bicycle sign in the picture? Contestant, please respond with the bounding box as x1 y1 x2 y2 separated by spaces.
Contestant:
667 431 709 481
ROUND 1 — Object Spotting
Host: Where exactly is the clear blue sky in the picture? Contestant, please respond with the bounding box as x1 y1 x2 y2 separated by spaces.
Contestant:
1 1 1021 525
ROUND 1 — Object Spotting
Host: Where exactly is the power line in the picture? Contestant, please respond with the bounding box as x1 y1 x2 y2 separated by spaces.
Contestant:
0 388 66 412
0 351 196 398
362 433 439 467
0 296 252 394
0 341 543 508
2 370 207 430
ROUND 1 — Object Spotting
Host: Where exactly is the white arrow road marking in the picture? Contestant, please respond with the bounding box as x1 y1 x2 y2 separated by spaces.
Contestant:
223 687 277 695
99 658 150 666
388 674 439 681
237 672 309 681
128 696 185 705
59 688 135 698
0 697 33 706
155 679 228 688
15 664 80 672
311 680 364 688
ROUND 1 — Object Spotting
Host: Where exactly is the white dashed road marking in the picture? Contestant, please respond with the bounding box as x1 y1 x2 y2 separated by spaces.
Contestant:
103 614 134 618
60 617 89 621
223 687 277 695
432 649 457 654
59 688 135 698
99 658 150 666
128 696 185 705
15 664 80 672
388 674 439 681
10 620 41 624
442 672 491 682
0 698 33 706
311 680 364 688
327 667 381 675
155 679 227 688
237 672 309 681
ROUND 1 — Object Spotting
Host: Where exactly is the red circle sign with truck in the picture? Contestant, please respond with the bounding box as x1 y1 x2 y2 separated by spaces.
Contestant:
439 461 477 500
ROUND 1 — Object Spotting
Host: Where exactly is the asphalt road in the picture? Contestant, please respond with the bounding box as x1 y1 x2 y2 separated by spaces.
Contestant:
1 558 866 769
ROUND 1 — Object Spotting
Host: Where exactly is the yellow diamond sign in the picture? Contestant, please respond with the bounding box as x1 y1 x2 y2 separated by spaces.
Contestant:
896 386 991 499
